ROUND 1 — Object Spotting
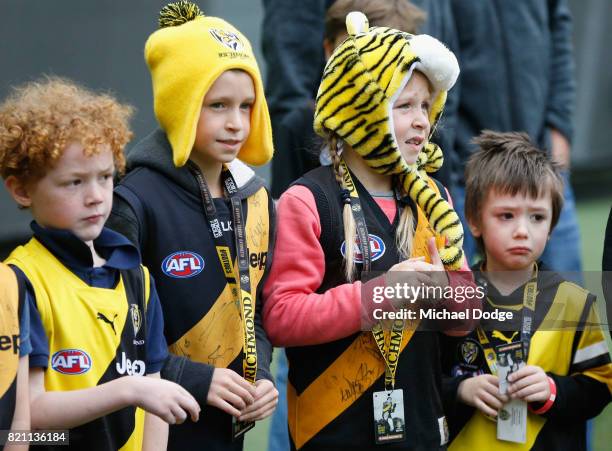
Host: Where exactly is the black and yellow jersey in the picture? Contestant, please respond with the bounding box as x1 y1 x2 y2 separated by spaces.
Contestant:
443 269 612 451
0 264 20 430
284 167 449 450
108 130 275 451
6 233 154 451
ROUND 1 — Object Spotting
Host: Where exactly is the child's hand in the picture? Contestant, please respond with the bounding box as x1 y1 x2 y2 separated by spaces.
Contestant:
238 379 279 422
388 238 449 301
507 365 550 403
206 368 257 418
457 375 509 417
131 376 200 424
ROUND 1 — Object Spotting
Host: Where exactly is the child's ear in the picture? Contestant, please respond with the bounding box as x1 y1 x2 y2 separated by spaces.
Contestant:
323 38 335 61
4 176 32 208
467 218 481 238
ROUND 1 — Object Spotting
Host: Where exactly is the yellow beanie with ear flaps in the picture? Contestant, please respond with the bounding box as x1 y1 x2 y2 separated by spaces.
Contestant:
145 1 273 167
314 11 464 269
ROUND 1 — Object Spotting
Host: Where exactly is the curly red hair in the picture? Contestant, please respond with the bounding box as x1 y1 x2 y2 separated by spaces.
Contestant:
0 76 133 183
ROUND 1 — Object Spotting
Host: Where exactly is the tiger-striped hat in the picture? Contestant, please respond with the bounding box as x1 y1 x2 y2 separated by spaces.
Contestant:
314 12 465 269
314 11 458 174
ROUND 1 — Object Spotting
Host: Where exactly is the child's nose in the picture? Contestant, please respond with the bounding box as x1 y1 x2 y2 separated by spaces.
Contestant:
85 182 104 204
226 108 244 131
513 217 529 238
412 110 429 130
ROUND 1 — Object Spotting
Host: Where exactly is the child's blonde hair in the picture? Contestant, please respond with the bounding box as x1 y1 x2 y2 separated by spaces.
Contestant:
328 137 415 281
0 76 133 184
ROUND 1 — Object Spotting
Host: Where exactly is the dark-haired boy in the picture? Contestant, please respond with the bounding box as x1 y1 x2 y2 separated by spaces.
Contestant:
443 130 612 450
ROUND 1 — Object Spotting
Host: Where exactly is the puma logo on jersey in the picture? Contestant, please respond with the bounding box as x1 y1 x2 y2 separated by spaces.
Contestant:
492 330 519 344
116 352 146 376
97 312 118 334
0 334 19 354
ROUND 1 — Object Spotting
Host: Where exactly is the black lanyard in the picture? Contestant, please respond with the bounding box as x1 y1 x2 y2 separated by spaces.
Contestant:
339 160 403 390
190 163 257 384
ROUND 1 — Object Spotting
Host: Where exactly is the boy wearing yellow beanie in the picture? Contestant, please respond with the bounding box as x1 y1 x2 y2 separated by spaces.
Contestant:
108 2 277 450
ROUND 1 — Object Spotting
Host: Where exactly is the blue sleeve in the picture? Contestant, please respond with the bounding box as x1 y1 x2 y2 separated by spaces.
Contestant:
145 274 168 374
18 290 32 357
10 266 49 368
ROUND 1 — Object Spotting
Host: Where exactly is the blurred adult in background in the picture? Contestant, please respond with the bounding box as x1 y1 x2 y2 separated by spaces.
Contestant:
445 0 582 269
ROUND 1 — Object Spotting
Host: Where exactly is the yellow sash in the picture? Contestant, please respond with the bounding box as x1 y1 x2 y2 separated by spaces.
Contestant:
168 187 269 368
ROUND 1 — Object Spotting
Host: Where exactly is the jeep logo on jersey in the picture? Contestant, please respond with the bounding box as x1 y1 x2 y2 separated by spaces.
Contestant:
340 234 386 263
51 349 92 375
162 251 205 278
0 334 19 354
116 352 146 376
249 251 267 270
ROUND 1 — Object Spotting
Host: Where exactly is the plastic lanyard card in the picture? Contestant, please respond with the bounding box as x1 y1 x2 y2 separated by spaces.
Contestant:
496 342 527 443
373 389 406 445
232 417 255 441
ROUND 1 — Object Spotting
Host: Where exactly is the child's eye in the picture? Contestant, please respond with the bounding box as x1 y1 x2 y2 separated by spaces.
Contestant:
209 102 225 109
101 173 113 181
499 213 513 220
240 101 253 111
531 214 546 222
395 102 411 110
67 179 82 187
421 101 430 111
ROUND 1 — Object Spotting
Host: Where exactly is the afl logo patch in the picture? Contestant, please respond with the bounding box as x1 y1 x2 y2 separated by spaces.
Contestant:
340 234 386 263
51 349 92 375
162 251 205 278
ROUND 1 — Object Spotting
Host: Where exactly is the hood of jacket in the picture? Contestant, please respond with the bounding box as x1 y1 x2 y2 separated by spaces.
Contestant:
125 129 266 200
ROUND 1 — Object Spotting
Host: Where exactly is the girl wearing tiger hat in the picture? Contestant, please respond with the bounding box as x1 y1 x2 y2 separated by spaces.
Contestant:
262 11 480 450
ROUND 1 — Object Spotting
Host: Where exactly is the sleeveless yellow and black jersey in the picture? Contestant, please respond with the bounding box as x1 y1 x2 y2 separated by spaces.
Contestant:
0 264 20 431
6 238 151 451
110 144 275 451
287 166 448 450
442 271 612 451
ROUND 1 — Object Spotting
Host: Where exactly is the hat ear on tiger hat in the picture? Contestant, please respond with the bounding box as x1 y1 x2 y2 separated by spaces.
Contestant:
314 11 465 269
